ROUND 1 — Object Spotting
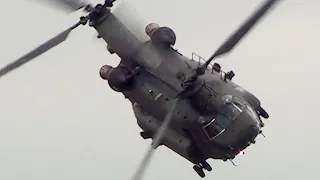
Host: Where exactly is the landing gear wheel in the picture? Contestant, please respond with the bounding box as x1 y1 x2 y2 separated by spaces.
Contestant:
140 131 152 139
201 161 212 171
193 165 205 178
259 120 265 127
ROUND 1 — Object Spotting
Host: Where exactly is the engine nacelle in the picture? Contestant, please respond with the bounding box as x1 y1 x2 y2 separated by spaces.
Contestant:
145 23 176 46
151 26 176 46
99 65 133 92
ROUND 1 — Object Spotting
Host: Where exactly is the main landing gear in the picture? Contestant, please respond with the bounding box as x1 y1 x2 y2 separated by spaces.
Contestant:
193 161 212 178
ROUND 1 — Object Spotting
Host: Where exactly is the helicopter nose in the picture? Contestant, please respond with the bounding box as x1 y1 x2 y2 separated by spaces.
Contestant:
233 125 260 150
242 125 259 144
233 110 260 150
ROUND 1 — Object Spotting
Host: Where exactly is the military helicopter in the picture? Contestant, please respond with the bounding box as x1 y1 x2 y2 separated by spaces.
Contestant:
0 0 282 179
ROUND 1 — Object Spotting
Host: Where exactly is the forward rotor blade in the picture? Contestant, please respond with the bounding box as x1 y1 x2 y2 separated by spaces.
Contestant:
205 0 281 65
0 22 82 78
131 98 180 180
30 0 92 13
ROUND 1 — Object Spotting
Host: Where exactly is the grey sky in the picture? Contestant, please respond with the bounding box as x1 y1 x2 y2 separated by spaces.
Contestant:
0 0 319 180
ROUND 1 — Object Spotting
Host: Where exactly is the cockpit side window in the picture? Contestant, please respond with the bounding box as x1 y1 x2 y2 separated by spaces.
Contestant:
233 98 246 110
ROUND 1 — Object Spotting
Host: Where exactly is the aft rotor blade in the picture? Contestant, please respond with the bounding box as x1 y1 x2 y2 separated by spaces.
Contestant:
30 0 92 13
0 22 82 78
204 0 281 67
131 98 180 180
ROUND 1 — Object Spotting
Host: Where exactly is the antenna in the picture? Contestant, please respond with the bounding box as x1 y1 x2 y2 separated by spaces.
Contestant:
229 159 237 166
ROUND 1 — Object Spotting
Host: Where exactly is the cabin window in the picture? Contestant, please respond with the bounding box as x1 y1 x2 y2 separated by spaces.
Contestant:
246 104 259 120
203 119 224 140
203 96 244 140
215 103 241 129
215 115 231 129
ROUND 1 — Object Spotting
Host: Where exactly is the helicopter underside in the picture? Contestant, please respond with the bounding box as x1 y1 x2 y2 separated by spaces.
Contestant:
99 63 257 178
0 0 281 180
132 102 215 177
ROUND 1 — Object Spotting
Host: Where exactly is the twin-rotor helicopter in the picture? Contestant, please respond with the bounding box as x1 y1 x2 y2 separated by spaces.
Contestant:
0 0 282 179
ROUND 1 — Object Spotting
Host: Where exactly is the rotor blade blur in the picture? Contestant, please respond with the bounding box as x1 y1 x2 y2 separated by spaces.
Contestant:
112 1 149 42
131 98 179 180
207 0 281 63
29 0 91 13
0 22 81 78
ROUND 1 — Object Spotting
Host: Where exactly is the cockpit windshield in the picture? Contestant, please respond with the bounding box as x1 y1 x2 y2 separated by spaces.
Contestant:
203 95 245 140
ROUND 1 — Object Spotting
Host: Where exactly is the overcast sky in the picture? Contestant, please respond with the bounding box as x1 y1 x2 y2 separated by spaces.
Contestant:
1 0 319 180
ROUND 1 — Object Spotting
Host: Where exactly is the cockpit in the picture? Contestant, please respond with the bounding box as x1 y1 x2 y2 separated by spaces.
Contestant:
203 95 246 140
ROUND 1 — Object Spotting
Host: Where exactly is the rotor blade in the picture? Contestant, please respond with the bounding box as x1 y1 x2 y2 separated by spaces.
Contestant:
131 98 180 180
112 1 150 42
0 22 82 78
30 0 92 13
205 0 281 66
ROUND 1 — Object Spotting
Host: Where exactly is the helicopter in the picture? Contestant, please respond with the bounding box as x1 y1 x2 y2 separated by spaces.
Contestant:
0 0 282 179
